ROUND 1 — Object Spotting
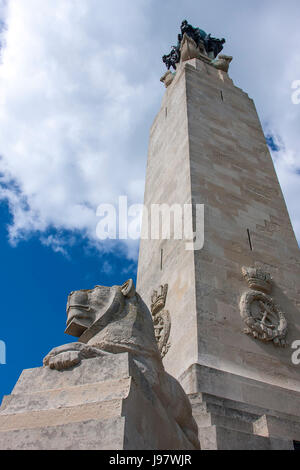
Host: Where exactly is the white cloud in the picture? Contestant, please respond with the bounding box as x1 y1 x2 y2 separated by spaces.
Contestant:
0 0 157 258
0 0 299 258
100 260 113 275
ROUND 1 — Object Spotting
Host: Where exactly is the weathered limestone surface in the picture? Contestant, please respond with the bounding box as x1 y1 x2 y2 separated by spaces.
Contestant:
0 353 196 450
138 60 199 381
137 57 300 448
187 367 300 449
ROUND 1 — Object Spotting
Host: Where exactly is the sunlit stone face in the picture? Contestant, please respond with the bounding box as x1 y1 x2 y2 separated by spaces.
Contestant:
65 285 114 337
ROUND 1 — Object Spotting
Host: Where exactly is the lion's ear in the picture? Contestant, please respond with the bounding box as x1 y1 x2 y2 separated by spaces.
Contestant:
121 279 136 298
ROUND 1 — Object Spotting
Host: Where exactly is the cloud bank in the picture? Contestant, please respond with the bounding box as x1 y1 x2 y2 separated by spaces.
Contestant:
0 0 299 259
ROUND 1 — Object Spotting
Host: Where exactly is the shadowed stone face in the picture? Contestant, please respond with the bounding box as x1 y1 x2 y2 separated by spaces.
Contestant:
66 285 117 337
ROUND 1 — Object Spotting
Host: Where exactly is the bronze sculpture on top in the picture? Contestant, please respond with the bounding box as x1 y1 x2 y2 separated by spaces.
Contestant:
162 19 226 71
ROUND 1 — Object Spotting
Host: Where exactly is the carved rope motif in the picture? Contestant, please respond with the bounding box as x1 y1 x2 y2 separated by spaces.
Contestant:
150 284 171 358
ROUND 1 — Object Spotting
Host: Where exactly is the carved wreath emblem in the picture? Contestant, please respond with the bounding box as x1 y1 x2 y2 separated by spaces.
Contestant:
239 267 288 347
151 285 171 358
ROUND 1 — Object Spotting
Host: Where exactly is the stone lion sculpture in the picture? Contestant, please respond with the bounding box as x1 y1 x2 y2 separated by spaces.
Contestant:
43 279 200 450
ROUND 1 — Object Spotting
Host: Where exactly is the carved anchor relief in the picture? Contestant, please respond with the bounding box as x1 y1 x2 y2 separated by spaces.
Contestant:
150 285 171 358
240 267 288 347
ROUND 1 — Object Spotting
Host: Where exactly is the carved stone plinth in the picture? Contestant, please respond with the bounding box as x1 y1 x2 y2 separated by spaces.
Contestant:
0 354 197 450
186 366 300 449
180 33 211 65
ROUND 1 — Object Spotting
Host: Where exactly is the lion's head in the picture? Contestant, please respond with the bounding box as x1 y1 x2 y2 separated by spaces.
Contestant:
65 280 134 337
65 279 160 359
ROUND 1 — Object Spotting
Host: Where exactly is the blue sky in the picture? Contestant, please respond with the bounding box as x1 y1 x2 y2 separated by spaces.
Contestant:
0 0 299 402
0 200 137 399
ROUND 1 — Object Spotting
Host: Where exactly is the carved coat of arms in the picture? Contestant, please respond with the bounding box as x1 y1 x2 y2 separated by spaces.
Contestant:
240 267 288 347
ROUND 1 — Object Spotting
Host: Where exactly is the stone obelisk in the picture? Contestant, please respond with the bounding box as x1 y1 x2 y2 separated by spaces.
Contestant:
137 25 300 449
